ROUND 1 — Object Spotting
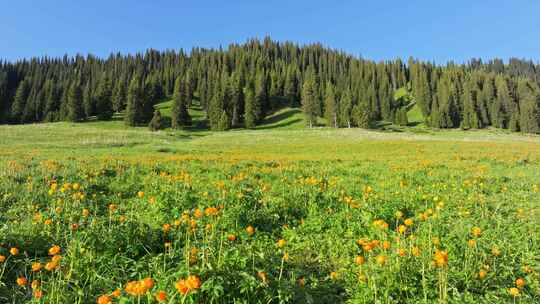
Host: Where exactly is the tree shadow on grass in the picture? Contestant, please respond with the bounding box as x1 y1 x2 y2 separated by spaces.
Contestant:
256 108 303 130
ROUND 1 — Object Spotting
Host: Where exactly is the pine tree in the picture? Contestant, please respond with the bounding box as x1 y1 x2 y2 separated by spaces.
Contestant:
148 110 163 131
208 89 225 130
518 79 540 133
301 73 318 128
414 67 432 118
67 82 84 122
460 78 481 129
216 110 231 131
11 79 30 123
244 85 257 129
284 66 299 106
95 76 113 120
338 89 353 128
112 80 126 113
171 77 191 129
83 82 95 118
324 82 338 128
254 70 268 120
352 101 371 128
124 76 142 126
0 72 9 123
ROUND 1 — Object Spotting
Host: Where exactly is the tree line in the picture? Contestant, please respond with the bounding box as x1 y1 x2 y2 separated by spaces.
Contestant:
0 37 539 133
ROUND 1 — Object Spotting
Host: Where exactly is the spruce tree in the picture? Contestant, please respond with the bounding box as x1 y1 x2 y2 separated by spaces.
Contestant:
112 80 126 113
244 85 257 129
518 79 540 133
11 79 30 123
254 70 268 120
83 82 95 119
67 82 84 122
339 89 353 128
95 76 113 120
324 82 338 128
301 74 318 128
352 101 371 128
460 78 481 129
125 76 142 126
171 77 191 129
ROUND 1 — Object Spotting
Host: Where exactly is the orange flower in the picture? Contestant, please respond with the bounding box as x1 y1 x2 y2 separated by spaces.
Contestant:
354 255 365 265
143 277 154 289
515 278 526 289
45 261 58 271
97 295 112 304
204 207 218 216
330 271 338 280
48 245 61 256
175 280 189 295
10 247 19 256
0 255 5 262
186 275 201 290
31 280 40 290
478 269 487 280
111 289 121 298
162 223 171 233
257 271 268 283
33 289 43 299
467 239 477 248
404 218 414 226
155 291 168 302
31 262 42 272
16 277 27 286
51 255 62 263
227 234 237 241
433 250 448 268
382 240 391 250
194 208 203 218
246 225 255 236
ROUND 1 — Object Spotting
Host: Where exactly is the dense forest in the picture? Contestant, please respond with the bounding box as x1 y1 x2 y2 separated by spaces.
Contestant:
1 37 539 133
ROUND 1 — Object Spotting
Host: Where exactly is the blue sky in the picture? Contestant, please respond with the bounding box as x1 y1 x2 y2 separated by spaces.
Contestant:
1 1 539 63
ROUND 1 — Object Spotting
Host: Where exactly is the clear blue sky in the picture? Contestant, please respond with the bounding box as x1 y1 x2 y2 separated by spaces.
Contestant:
2 0 539 63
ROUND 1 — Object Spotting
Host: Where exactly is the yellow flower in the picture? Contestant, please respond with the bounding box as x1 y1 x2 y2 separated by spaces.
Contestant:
471 226 482 237
375 255 387 266
404 218 414 226
277 239 286 248
508 287 520 297
246 225 255 236
137 191 145 198
10 247 19 256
